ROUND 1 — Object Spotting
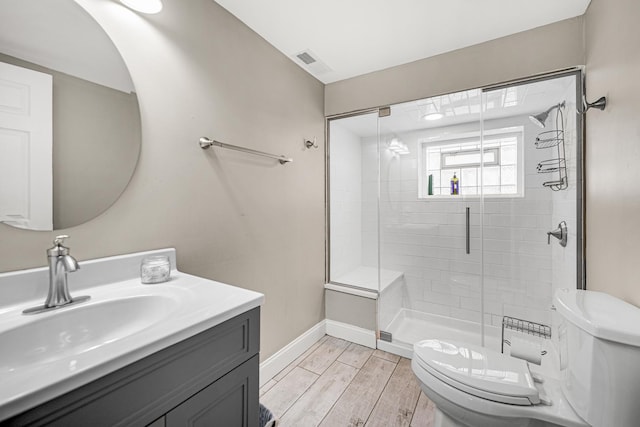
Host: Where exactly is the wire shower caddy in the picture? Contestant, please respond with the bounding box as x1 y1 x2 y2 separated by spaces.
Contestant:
535 107 568 191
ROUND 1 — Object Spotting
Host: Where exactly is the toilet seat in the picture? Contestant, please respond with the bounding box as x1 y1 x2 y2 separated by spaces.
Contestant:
414 339 540 406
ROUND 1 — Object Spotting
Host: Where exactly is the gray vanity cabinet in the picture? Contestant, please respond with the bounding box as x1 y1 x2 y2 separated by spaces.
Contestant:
164 354 256 426
5 308 260 427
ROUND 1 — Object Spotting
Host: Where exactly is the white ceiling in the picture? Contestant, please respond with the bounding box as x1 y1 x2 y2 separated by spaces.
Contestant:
214 0 591 84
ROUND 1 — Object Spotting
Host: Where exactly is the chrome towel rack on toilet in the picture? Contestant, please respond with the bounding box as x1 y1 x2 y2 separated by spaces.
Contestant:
199 136 293 165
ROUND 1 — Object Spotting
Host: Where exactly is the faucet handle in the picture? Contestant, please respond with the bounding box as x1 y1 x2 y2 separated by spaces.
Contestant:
48 235 71 257
54 235 70 246
547 221 568 247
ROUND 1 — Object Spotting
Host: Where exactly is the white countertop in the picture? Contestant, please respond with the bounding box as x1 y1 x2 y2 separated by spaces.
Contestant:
0 248 264 421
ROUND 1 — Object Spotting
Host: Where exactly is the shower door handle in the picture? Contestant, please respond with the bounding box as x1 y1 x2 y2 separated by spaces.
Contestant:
466 207 470 254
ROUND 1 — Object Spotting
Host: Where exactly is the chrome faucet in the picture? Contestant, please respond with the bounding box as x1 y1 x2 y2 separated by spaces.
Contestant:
23 235 90 315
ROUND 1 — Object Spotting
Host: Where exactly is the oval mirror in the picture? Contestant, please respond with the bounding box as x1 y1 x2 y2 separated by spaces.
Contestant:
0 0 141 231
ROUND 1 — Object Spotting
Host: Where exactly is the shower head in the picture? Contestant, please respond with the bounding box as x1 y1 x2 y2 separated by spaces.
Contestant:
529 110 551 128
529 101 566 128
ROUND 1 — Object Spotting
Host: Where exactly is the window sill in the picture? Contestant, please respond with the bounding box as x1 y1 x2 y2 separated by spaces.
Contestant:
417 193 525 200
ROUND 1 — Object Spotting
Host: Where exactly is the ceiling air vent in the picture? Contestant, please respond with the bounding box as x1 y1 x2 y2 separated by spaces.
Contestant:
296 51 316 65
292 49 331 75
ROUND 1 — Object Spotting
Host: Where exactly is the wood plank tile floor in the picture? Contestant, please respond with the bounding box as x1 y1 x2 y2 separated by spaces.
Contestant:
260 336 436 427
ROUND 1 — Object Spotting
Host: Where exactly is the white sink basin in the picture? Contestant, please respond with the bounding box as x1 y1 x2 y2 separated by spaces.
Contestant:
1 294 178 370
0 248 264 422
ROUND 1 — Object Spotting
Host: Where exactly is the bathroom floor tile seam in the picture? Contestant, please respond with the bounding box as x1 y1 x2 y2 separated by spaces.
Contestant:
260 335 435 427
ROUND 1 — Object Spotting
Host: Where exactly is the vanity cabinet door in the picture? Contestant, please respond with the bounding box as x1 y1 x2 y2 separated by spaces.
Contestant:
147 417 166 427
166 355 259 427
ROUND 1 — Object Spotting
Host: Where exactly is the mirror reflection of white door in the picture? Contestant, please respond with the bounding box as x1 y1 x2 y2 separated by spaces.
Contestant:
0 61 53 230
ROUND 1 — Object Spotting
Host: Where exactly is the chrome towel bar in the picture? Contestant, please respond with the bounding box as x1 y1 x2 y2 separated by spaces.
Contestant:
199 137 293 165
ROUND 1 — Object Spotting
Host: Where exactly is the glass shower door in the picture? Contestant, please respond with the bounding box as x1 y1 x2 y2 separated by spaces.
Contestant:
480 72 582 353
376 92 485 355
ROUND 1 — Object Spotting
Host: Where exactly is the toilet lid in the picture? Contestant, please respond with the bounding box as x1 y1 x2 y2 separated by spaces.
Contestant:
414 339 540 406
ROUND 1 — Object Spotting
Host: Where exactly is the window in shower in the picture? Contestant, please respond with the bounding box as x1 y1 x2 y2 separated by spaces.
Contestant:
418 127 524 197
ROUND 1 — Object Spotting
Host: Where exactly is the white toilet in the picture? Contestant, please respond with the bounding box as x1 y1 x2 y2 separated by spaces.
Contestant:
411 289 640 427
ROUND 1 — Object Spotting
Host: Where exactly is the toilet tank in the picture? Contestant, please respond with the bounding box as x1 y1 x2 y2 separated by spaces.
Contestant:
554 289 640 427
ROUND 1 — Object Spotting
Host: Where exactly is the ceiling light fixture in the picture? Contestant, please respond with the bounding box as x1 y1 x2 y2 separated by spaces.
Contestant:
422 102 444 121
120 0 163 14
423 112 444 121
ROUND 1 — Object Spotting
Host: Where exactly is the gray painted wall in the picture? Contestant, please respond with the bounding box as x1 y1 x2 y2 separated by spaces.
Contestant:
325 18 585 116
0 0 326 360
584 0 640 307
325 290 376 331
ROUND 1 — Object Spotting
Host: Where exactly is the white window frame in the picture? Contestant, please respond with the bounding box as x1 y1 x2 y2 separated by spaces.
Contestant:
418 127 524 199
441 147 500 169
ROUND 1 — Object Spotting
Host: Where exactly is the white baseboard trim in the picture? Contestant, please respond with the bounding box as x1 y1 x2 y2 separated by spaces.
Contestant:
259 320 327 387
377 339 413 359
325 319 376 349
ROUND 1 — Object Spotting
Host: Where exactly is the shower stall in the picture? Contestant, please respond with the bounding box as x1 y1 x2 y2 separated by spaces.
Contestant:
326 70 583 358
